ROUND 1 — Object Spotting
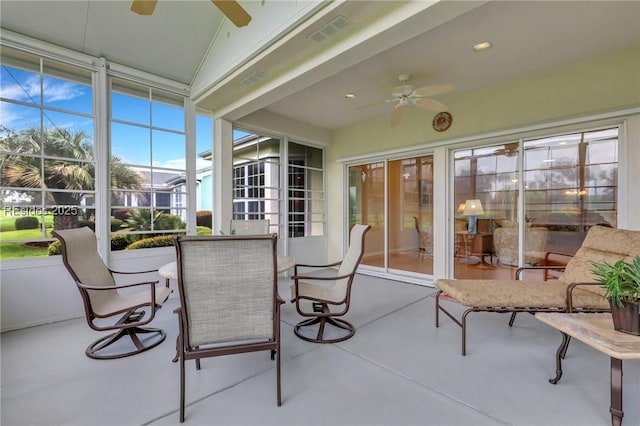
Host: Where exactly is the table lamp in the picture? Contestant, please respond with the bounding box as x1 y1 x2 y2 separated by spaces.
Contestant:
463 199 484 234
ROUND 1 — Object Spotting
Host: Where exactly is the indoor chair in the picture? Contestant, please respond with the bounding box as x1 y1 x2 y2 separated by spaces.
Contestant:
291 224 371 343
173 234 282 422
413 216 433 259
53 227 171 359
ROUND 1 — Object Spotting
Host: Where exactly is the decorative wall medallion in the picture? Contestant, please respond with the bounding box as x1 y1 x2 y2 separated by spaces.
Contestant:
432 111 452 132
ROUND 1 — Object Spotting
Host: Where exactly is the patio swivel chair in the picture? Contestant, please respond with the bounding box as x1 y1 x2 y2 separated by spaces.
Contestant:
291 224 371 343
173 234 282 422
53 227 171 359
230 219 270 235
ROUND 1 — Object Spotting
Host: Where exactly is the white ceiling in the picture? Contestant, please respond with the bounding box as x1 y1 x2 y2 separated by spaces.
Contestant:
0 0 223 84
1 1 639 130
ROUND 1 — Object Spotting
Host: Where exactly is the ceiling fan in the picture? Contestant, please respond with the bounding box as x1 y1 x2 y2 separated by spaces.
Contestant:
130 0 252 28
383 74 454 127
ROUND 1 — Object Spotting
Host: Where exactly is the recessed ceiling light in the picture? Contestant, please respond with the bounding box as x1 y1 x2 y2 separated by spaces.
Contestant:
472 41 493 52
344 93 356 100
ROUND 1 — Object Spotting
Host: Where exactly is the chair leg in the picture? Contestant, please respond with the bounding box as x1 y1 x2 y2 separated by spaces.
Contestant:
86 326 166 360
276 343 281 406
179 348 186 422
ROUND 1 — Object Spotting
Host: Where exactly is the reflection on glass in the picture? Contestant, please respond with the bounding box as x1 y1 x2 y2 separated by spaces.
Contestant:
349 162 384 268
453 143 519 279
524 128 618 258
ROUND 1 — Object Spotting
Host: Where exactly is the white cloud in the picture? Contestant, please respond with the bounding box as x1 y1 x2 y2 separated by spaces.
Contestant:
152 158 211 170
1 75 88 129
42 78 86 102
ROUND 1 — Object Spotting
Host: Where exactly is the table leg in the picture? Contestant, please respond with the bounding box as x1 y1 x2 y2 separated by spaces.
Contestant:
549 332 570 384
610 357 623 426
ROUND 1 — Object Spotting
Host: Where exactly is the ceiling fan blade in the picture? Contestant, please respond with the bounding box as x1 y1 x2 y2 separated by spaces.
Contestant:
415 97 449 112
414 84 455 97
390 105 405 128
211 0 252 27
130 0 157 15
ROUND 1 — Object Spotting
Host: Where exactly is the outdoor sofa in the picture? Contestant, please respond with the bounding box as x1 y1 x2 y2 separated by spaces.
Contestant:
435 225 640 355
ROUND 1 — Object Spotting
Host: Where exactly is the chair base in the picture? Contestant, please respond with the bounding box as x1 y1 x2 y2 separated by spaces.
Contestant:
294 316 355 343
86 326 166 360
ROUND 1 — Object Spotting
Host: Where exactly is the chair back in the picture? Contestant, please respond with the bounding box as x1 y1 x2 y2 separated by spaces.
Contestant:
334 224 371 294
53 227 117 309
559 226 640 296
231 219 270 235
174 235 278 348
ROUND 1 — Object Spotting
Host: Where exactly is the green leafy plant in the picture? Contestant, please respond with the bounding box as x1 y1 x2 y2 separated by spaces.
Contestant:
591 256 640 307
125 235 176 250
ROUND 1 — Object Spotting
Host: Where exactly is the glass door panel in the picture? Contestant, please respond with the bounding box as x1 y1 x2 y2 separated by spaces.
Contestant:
524 128 618 278
388 156 433 274
349 155 434 275
349 163 384 268
453 144 519 279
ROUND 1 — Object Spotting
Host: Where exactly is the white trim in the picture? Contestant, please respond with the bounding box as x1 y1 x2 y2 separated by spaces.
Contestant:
96 58 109 258
0 29 98 70
107 63 190 96
337 107 640 164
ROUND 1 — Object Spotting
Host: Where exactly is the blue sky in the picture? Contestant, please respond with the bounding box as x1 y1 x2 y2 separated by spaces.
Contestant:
1 64 212 170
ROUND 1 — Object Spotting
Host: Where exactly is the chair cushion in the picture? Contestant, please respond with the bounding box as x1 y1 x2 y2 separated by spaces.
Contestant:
93 286 171 317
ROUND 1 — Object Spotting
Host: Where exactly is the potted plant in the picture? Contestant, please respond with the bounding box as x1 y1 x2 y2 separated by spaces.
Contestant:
591 255 640 335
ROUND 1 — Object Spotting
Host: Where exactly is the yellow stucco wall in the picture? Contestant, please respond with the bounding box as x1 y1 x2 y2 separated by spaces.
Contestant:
326 43 640 262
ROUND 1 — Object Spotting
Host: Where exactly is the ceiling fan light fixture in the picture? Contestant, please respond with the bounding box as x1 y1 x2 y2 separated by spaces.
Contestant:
472 41 493 52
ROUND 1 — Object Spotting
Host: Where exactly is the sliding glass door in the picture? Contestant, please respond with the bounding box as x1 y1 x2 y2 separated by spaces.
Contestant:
452 126 618 280
348 155 434 276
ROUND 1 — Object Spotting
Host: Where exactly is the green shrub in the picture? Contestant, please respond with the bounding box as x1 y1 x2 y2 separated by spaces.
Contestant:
110 218 123 231
154 212 186 231
48 233 131 255
126 235 175 250
196 210 213 228
112 208 134 221
15 216 39 230
110 234 129 251
48 240 61 256
196 226 212 235
122 209 186 243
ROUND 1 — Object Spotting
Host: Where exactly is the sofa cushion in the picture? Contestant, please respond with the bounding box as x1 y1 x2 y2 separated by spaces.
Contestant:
436 278 609 310
559 226 640 297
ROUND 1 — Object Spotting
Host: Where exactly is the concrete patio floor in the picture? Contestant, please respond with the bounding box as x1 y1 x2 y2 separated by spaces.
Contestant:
2 274 639 425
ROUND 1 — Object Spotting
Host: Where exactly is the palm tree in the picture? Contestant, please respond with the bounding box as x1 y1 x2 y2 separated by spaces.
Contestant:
0 126 143 230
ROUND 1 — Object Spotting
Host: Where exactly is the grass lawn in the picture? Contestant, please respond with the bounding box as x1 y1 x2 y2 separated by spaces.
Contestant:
0 213 55 259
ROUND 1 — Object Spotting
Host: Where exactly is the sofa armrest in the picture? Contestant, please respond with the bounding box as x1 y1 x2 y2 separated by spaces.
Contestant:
566 281 606 312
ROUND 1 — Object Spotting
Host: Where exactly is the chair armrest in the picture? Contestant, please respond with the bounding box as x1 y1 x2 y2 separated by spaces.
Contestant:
294 261 342 274
290 273 354 304
291 273 353 282
515 265 566 280
544 251 574 260
109 268 159 275
76 280 160 291
566 281 605 312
